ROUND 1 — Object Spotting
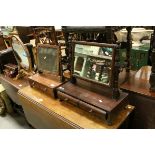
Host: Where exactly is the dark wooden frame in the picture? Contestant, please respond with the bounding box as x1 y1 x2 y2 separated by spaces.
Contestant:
62 26 116 78
62 26 124 99
36 43 62 79
71 41 119 89
149 28 155 91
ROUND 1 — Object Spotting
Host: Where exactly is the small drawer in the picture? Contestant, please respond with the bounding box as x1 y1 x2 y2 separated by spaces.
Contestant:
29 79 55 98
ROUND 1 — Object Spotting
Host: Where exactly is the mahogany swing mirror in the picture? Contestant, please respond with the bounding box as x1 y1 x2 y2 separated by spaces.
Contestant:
11 35 32 72
36 44 60 76
28 43 62 98
72 41 119 88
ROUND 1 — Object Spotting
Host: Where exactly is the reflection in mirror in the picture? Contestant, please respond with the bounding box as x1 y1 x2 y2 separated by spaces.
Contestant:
12 36 29 69
74 44 113 85
75 57 84 73
37 46 59 74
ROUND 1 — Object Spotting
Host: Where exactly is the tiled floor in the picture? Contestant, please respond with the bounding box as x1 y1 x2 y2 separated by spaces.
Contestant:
0 113 31 129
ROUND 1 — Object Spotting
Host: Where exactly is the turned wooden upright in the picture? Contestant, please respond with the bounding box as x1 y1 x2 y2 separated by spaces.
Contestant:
126 27 132 73
150 28 155 91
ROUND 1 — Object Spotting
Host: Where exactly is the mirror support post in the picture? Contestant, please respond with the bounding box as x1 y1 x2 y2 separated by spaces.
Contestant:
150 27 155 91
112 47 120 99
105 27 120 99
126 26 132 73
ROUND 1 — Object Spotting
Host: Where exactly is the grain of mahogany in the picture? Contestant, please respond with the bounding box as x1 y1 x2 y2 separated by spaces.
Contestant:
121 66 155 128
58 82 128 112
0 74 29 105
121 66 155 99
18 86 134 129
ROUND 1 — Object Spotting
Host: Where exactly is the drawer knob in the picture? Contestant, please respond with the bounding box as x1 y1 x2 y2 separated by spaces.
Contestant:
32 82 35 87
64 98 68 101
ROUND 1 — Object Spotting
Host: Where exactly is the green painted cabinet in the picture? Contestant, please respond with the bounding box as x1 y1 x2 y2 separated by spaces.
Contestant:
119 44 149 70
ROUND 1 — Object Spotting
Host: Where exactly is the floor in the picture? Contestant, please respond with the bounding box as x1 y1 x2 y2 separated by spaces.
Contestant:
0 113 32 129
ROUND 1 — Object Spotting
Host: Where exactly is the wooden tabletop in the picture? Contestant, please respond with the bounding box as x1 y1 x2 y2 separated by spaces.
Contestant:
0 74 29 90
18 86 134 129
58 82 128 112
121 66 155 99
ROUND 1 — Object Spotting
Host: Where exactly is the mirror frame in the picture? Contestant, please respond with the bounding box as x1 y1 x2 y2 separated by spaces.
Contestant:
71 41 119 88
11 35 32 72
36 43 61 76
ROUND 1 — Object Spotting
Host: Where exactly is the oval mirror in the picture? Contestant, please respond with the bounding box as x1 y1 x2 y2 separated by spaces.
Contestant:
11 35 31 71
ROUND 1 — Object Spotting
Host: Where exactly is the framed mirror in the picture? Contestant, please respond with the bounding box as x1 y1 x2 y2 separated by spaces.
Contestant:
72 41 118 87
37 44 60 76
11 35 32 71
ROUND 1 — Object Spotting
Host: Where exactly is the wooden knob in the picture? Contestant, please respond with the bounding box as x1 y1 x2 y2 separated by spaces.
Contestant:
32 82 35 87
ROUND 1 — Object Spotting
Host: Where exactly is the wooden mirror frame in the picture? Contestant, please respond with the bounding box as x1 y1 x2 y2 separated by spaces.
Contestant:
11 35 32 72
36 43 62 77
71 41 119 88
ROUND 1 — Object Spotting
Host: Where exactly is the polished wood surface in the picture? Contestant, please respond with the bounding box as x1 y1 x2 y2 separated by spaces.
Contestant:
0 74 29 90
0 74 29 105
121 66 155 99
29 73 62 97
57 82 128 112
121 66 155 128
29 73 62 88
18 86 134 129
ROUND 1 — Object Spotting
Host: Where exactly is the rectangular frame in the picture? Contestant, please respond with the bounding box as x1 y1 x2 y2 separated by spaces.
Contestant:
37 44 61 76
71 41 119 88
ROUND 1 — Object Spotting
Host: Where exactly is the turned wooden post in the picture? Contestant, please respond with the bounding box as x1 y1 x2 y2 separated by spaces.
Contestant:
105 27 120 99
50 26 58 45
112 47 121 99
62 27 76 81
126 26 132 72
150 28 155 91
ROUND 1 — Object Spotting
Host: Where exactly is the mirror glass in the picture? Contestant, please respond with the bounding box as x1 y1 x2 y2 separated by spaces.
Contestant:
74 44 113 85
12 36 29 69
37 46 59 74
